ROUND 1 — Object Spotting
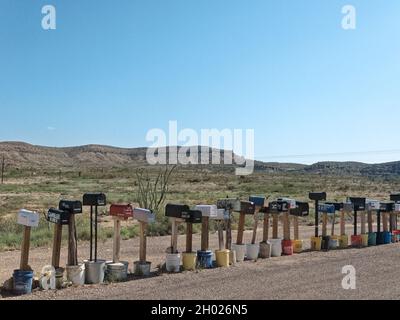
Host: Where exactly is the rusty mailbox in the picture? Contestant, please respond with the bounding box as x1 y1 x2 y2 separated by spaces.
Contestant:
110 203 134 220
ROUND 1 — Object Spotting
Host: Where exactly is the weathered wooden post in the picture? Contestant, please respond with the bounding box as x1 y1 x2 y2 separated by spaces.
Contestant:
318 203 335 251
277 198 296 256
291 201 309 253
247 196 265 260
348 197 366 248
47 208 70 268
259 206 271 258
195 205 218 268
309 192 327 251
180 209 202 270
233 200 256 262
365 200 380 246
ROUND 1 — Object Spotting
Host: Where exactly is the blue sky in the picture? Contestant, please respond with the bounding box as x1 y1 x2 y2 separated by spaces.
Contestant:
0 0 399 164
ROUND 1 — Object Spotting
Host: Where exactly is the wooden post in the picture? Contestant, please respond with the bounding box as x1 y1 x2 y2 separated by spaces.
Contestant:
225 209 232 250
283 212 290 241
383 212 389 232
218 221 224 251
113 217 121 263
68 214 78 266
368 211 373 233
263 213 269 242
360 211 366 235
201 217 209 251
139 222 147 262
251 211 259 244
20 226 31 271
272 214 278 239
340 210 346 236
322 213 328 237
293 216 299 240
331 213 336 236
52 224 63 268
186 222 193 253
237 213 245 245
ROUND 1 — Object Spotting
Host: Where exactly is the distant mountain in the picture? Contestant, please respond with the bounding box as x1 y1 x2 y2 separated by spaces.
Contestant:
1 141 400 177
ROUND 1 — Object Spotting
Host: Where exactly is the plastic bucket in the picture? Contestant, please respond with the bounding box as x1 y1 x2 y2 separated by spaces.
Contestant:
311 236 322 251
339 235 348 249
293 240 303 253
376 232 384 245
368 232 377 246
246 243 260 260
231 244 246 262
321 236 331 251
134 261 151 276
259 241 271 259
329 236 339 250
197 250 213 269
106 261 128 282
13 270 33 295
361 234 369 247
282 240 293 256
229 250 236 265
215 250 230 267
55 268 64 289
351 235 362 248
85 260 106 284
66 264 85 286
383 231 392 244
166 253 181 273
182 252 197 271
270 238 283 257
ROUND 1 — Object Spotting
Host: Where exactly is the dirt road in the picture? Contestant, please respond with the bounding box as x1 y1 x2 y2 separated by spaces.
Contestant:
1 224 400 300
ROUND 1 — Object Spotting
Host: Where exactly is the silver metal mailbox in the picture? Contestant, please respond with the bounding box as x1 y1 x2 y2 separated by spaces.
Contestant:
17 209 40 228
194 205 218 218
133 208 155 223
366 199 380 211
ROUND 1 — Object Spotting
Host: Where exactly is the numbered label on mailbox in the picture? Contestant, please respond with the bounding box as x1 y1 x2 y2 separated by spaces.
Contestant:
47 208 70 225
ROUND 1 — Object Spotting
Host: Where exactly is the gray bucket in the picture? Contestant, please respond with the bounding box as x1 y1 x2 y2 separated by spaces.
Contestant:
259 241 272 259
106 261 128 282
85 260 106 284
55 268 64 289
134 261 151 276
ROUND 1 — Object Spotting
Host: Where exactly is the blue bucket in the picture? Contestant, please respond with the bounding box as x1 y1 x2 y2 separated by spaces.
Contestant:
197 250 213 269
13 270 34 295
383 231 392 244
376 232 384 245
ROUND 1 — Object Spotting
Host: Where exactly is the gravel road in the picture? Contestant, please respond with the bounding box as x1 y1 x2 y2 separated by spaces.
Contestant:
1 224 399 300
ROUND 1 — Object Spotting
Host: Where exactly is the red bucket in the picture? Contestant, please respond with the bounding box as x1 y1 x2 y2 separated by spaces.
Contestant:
282 240 293 256
351 235 362 248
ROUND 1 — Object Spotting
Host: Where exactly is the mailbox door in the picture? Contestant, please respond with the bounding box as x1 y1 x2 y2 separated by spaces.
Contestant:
59 200 83 214
309 192 327 201
110 204 134 219
165 204 190 218
83 193 107 206
47 209 70 225
348 197 366 211
249 196 265 207
240 201 256 215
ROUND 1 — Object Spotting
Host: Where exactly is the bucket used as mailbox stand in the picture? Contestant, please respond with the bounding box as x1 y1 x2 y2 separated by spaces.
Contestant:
246 243 259 260
368 232 377 246
376 232 384 245
134 261 151 276
106 261 128 282
339 235 348 249
215 250 230 267
311 236 322 251
361 234 369 247
182 252 197 271
282 240 293 256
85 260 106 284
321 236 331 251
166 253 181 273
197 250 213 269
293 240 303 253
392 230 400 243
13 270 34 295
270 239 283 257
66 264 85 286
231 244 246 262
329 236 339 250
55 268 64 289
259 241 271 258
351 235 362 248
383 231 392 244
229 250 236 265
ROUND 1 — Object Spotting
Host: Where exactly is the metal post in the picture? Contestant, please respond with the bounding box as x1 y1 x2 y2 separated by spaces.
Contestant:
314 200 319 237
95 205 98 262
377 211 381 233
90 206 93 261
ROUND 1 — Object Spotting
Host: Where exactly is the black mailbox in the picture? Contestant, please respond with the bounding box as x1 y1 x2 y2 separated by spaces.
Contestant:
59 200 83 214
259 206 270 214
83 193 106 206
182 210 202 224
269 201 289 213
390 194 400 202
165 204 190 218
240 201 256 215
309 192 327 201
291 201 309 217
325 202 343 212
47 208 70 225
348 197 366 211
380 202 395 212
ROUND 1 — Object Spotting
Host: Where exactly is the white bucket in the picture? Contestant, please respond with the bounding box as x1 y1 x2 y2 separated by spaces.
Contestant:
66 264 85 286
246 243 260 260
270 238 283 257
166 253 181 273
329 238 339 249
259 241 271 259
231 244 246 262
85 260 106 284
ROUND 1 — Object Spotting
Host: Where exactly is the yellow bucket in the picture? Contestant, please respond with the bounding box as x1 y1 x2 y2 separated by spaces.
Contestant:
311 236 322 251
293 240 303 253
182 252 197 271
215 250 230 268
361 234 369 247
339 235 348 249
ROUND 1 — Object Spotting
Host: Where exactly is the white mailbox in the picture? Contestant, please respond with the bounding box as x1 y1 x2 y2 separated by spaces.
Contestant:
366 199 380 211
17 209 40 228
133 208 155 223
194 205 218 218
210 209 226 220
